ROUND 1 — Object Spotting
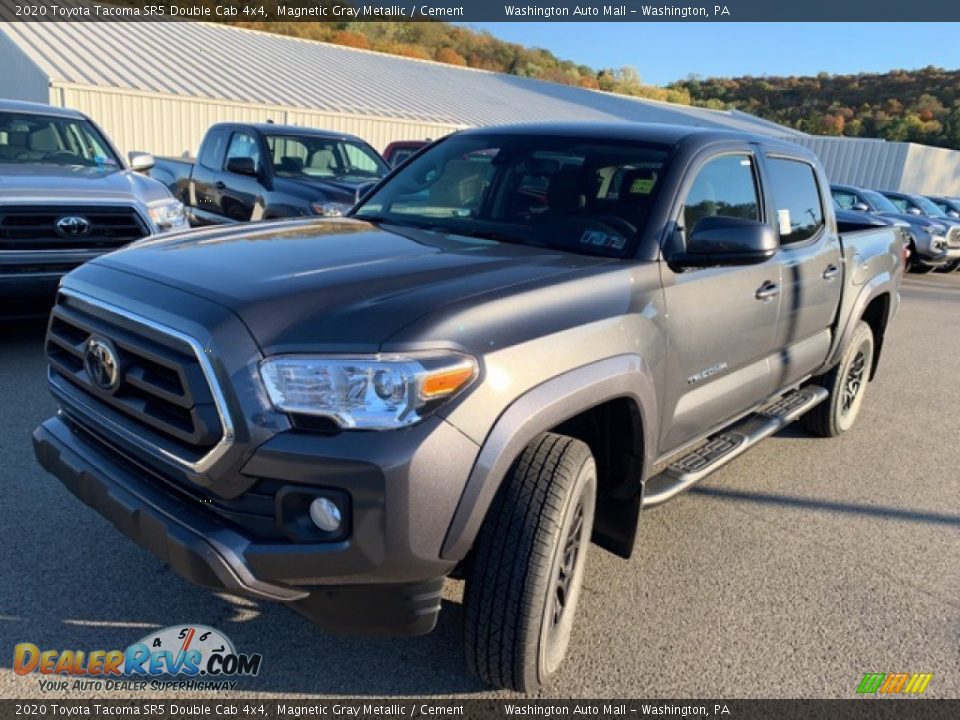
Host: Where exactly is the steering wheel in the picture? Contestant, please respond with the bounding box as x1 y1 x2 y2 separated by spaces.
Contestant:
594 215 638 238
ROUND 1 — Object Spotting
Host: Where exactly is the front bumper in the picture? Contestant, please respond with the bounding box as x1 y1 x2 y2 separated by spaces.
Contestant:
33 415 471 636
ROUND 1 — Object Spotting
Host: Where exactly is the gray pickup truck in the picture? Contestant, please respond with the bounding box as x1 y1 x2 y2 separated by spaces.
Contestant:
33 123 903 691
0 100 188 315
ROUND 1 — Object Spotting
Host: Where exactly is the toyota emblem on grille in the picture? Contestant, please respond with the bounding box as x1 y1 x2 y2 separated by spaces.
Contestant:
55 216 93 237
84 337 120 392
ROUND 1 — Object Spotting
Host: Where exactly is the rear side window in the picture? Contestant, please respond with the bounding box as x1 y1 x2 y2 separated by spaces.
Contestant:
832 189 859 210
768 158 824 244
198 129 226 170
682 154 760 241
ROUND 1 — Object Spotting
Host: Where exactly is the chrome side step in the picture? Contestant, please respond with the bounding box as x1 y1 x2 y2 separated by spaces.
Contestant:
642 386 829 508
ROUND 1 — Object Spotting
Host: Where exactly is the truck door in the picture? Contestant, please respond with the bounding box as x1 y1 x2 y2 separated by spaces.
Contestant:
189 128 228 223
218 131 265 222
659 151 781 453
762 156 842 390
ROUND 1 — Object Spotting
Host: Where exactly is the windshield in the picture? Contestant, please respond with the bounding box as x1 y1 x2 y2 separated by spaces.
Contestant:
353 133 672 258
913 195 947 218
862 189 900 214
266 134 388 181
0 112 119 167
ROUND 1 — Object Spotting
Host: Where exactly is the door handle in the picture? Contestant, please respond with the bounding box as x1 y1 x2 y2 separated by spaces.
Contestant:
214 181 226 190
755 281 780 301
822 264 839 280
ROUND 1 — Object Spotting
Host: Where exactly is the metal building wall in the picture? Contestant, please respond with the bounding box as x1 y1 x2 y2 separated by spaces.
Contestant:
0 30 51 103
792 136 908 190
57 84 464 158
794 135 960 195
901 144 960 195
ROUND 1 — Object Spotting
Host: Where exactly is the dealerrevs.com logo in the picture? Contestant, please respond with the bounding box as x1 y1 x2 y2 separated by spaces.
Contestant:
14 625 262 692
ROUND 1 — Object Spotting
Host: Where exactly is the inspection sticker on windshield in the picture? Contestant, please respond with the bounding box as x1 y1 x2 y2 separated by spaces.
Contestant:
630 177 655 194
580 230 626 250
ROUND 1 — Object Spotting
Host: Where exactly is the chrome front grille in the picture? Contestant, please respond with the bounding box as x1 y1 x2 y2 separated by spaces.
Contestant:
0 205 147 252
946 226 960 249
46 291 230 469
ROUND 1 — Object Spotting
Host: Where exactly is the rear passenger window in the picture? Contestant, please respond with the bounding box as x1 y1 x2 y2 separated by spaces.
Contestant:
767 158 824 244
832 189 858 210
198 130 226 170
682 154 759 241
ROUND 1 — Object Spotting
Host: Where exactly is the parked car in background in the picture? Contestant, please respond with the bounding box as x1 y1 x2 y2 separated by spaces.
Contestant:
927 195 960 220
879 190 960 272
35 123 904 691
0 100 188 316
382 139 429 167
831 184 953 273
150 123 389 225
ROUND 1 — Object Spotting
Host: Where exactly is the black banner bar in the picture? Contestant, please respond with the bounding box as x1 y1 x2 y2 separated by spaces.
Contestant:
1 0 960 22
2 700 960 720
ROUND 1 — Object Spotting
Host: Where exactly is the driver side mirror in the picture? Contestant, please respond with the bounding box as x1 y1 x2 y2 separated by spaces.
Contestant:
226 156 259 176
907 207 922 216
948 210 960 219
128 151 155 173
670 216 778 269
851 202 870 213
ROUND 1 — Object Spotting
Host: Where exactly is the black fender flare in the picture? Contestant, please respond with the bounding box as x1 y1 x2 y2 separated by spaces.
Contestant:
439 354 658 561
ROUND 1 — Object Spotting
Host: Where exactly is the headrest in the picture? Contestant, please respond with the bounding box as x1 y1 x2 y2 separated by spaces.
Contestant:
547 167 585 213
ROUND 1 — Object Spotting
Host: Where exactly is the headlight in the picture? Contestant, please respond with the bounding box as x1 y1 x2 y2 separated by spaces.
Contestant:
148 199 187 231
311 201 353 217
259 352 478 430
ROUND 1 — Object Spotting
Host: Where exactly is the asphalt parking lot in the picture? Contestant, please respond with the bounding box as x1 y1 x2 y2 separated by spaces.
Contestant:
2 273 958 700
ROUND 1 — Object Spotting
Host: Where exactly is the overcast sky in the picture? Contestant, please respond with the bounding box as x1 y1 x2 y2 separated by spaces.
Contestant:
466 23 959 85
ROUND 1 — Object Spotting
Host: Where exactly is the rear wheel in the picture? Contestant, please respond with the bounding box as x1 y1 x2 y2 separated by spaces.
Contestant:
802 321 874 437
463 433 596 691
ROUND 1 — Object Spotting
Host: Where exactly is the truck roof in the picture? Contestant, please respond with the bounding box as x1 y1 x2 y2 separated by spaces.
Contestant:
456 121 813 157
210 121 366 142
0 99 87 119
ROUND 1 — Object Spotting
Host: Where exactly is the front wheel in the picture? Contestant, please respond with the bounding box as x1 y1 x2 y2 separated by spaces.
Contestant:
802 321 875 437
463 433 596 691
935 259 960 273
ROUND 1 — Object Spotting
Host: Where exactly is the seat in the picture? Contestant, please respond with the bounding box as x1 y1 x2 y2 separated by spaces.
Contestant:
278 155 304 174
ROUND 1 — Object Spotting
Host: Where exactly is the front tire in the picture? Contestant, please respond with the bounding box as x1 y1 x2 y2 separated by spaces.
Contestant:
802 321 874 437
935 259 960 273
463 433 596 691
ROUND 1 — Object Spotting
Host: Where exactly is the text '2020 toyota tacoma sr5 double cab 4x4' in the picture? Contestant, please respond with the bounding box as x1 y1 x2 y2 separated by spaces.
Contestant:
33 123 903 691
0 100 188 315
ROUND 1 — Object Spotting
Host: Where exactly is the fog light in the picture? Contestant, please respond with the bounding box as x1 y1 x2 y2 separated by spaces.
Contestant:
309 497 342 532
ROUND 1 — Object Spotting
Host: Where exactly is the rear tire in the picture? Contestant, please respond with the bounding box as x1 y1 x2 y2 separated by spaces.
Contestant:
802 321 874 437
463 433 596 692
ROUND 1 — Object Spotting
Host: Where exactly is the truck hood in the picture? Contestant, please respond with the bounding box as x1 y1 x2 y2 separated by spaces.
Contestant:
276 175 380 204
92 218 609 353
878 211 947 232
0 162 172 205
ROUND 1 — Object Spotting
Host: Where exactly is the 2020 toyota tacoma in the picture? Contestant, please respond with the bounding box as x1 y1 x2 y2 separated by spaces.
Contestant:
33 123 903 691
0 100 188 315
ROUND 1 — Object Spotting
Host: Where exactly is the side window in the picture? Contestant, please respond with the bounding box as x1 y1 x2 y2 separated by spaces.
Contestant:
832 189 858 210
198 129 226 170
682 154 760 241
224 132 260 173
887 195 908 213
767 158 824 245
343 144 379 173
